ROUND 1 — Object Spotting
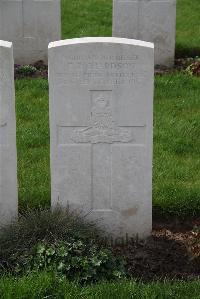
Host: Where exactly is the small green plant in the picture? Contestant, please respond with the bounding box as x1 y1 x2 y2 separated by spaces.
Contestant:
0 208 126 282
16 65 37 76
17 240 125 283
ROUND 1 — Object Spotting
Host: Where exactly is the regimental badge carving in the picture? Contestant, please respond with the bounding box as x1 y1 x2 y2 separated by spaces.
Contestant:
71 91 134 144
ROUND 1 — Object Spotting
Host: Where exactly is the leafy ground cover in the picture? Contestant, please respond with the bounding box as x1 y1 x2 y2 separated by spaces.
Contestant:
0 209 199 282
0 209 125 283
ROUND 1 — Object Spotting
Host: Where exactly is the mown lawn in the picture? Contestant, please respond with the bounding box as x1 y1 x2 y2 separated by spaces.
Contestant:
16 74 200 217
176 0 200 57
61 0 112 38
16 79 50 210
61 0 200 58
0 272 200 299
153 74 200 217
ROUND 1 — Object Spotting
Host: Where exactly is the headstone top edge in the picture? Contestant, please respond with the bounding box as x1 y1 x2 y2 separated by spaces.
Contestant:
48 37 154 50
0 40 12 49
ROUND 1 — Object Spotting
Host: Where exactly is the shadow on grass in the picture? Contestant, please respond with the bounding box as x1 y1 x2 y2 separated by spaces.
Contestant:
176 46 200 59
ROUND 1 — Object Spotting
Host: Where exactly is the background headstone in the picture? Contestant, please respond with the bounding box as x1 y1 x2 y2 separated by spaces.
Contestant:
113 0 176 67
0 0 61 64
0 40 17 226
49 37 154 239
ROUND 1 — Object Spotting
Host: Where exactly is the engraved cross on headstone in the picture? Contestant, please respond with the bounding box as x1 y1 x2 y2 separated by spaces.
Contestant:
58 90 145 211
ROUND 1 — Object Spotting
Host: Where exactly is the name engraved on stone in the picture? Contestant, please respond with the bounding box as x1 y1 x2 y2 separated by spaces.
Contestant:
54 53 147 85
54 56 147 86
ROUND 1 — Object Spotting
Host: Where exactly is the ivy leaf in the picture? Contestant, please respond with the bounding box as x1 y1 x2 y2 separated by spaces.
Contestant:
36 244 46 255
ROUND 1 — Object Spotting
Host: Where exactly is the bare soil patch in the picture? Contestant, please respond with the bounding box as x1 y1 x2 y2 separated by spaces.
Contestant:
114 218 200 281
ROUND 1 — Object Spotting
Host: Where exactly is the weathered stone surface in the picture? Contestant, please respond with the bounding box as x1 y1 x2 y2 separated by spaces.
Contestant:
113 0 176 67
49 37 154 239
0 40 17 226
0 0 61 64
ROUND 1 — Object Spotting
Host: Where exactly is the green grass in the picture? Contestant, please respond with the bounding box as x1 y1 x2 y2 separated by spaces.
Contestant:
176 0 200 57
15 74 200 217
0 272 200 299
61 0 112 38
153 74 200 217
16 79 50 210
61 0 200 58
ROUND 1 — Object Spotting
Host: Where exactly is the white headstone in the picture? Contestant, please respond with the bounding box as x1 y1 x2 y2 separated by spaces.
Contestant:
113 0 176 67
0 40 17 226
49 37 154 239
0 0 61 64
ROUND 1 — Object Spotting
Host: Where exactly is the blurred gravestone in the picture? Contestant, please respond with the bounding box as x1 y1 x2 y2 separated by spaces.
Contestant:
0 0 61 64
49 37 154 239
0 40 17 226
113 0 176 67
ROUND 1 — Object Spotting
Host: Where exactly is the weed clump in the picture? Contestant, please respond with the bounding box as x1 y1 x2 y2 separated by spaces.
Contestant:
0 208 125 283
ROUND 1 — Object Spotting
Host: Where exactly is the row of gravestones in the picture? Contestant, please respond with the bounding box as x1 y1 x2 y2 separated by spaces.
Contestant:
1 37 153 240
0 0 176 67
